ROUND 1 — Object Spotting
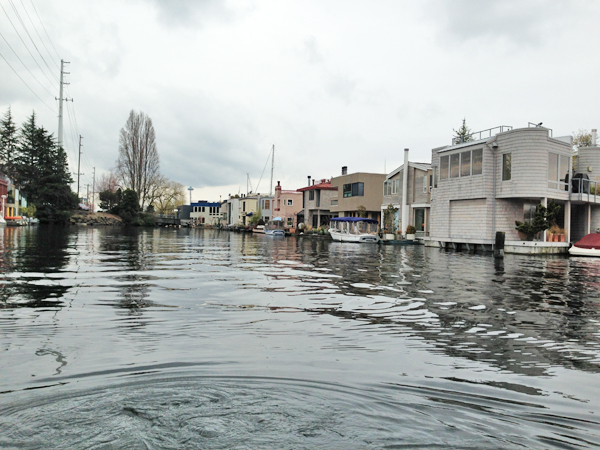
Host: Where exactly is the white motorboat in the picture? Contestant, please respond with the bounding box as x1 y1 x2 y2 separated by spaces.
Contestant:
252 225 266 234
569 233 600 256
265 217 285 236
328 217 379 243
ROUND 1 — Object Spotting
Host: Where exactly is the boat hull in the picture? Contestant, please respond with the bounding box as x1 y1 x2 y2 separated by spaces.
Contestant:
265 230 285 236
569 246 600 257
329 230 379 243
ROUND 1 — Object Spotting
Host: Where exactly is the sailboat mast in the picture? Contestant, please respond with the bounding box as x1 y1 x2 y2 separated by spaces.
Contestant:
269 144 274 196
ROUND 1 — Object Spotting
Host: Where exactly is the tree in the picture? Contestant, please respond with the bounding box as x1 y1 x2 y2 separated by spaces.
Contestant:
116 110 160 209
151 177 186 215
356 205 367 218
573 129 592 148
383 204 398 232
0 107 18 176
11 112 77 223
112 189 140 224
515 200 560 240
453 118 472 144
97 171 119 193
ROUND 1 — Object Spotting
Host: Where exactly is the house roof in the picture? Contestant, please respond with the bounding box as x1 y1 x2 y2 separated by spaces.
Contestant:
191 201 221 207
297 181 337 192
386 162 431 179
436 138 489 154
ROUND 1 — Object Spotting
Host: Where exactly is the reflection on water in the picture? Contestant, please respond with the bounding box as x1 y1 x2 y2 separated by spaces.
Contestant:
0 226 599 449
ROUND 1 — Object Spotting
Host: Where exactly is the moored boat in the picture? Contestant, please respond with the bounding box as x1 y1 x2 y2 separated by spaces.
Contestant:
328 217 379 243
252 225 265 234
265 217 285 236
569 233 600 256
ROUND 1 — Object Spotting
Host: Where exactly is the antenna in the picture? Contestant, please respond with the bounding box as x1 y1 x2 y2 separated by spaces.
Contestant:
269 144 274 196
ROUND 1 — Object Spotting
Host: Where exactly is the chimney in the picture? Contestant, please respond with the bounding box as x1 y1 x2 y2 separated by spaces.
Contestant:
342 166 348 175
401 148 409 235
276 181 281 191
307 176 311 186
593 129 597 146
312 179 315 185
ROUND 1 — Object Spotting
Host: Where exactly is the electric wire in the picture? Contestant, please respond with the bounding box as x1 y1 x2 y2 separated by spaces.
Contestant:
7 0 58 82
18 0 59 70
28 0 61 62
0 2 56 89
0 30 55 97
0 49 56 112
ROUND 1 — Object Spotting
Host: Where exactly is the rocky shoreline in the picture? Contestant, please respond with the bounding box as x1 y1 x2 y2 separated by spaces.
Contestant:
70 212 123 226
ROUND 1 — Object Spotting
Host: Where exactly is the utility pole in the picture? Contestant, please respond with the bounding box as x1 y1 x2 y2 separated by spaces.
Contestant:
92 167 96 213
86 184 90 206
56 59 71 148
269 144 274 196
77 135 83 200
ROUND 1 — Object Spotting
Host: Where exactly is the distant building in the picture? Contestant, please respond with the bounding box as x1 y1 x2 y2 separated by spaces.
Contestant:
330 166 386 223
190 201 221 226
273 181 302 229
297 177 337 228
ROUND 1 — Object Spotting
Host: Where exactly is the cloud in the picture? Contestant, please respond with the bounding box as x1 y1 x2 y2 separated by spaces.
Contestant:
147 0 238 28
300 36 324 65
426 0 576 48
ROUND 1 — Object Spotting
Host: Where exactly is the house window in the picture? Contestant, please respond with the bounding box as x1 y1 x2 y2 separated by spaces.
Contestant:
523 202 536 223
263 199 270 210
461 151 471 177
287 217 293 227
309 190 315 201
548 152 569 190
286 199 293 206
502 153 511 181
472 149 483 175
331 199 338 206
440 155 449 180
450 153 460 178
344 182 364 197
243 202 246 212
393 179 399 194
343 183 352 197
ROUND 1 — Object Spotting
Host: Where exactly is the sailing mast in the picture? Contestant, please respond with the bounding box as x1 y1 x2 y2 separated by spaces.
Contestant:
269 144 275 196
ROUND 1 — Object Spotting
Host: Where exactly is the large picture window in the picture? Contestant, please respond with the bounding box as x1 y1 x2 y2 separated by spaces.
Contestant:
548 152 569 190
439 148 482 180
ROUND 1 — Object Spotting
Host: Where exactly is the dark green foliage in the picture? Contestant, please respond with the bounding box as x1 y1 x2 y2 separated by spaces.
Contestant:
99 189 121 211
515 200 561 239
112 189 140 224
0 107 18 176
453 118 472 144
1 110 76 223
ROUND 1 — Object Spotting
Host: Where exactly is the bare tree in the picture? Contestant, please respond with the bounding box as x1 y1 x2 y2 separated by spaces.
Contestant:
97 171 119 193
573 129 592 148
116 110 160 208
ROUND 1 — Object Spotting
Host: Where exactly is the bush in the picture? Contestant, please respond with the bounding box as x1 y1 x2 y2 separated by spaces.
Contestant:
406 225 416 234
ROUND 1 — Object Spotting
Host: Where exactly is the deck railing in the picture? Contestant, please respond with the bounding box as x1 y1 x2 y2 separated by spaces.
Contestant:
453 125 513 144
571 177 598 203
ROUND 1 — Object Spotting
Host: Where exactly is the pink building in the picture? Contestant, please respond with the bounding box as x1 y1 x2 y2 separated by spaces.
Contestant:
273 181 303 229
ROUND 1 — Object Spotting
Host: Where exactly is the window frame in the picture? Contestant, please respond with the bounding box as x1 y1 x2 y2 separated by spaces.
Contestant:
502 153 512 181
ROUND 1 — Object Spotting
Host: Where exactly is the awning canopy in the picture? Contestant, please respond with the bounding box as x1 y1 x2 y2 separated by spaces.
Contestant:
330 217 378 224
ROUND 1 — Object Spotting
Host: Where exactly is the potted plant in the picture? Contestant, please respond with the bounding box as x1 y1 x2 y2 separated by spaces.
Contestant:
383 204 398 240
406 225 416 241
515 200 560 241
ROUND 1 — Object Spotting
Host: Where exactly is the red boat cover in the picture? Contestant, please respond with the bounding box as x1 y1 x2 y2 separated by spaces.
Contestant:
574 233 600 249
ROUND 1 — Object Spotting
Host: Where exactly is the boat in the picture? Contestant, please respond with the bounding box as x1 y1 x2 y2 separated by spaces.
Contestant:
569 233 600 256
252 224 266 234
265 217 285 236
328 217 380 243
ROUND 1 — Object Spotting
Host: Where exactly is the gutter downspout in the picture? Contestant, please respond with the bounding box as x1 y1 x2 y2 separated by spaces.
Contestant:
401 148 409 236
485 141 497 245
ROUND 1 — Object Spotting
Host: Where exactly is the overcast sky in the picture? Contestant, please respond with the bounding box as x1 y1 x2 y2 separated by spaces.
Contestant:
1 0 599 202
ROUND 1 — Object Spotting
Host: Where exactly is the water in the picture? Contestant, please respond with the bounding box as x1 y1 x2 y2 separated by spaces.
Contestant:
0 226 599 449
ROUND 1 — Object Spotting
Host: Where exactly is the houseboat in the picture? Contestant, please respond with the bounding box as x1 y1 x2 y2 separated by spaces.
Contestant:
328 217 380 243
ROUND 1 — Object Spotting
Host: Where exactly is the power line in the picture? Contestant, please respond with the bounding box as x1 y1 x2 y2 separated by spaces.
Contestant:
7 0 58 82
0 49 56 112
28 0 61 62
0 30 55 96
18 0 59 70
0 1 56 88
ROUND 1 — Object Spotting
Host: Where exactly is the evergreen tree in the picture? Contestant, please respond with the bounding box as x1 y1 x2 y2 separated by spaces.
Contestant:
0 107 18 176
13 112 77 223
453 118 472 144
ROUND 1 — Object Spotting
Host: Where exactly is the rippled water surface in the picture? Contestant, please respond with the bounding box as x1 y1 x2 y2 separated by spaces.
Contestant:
1 226 599 449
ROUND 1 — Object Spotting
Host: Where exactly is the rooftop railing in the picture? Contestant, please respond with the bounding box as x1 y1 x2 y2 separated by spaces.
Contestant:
528 122 553 137
453 125 513 144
